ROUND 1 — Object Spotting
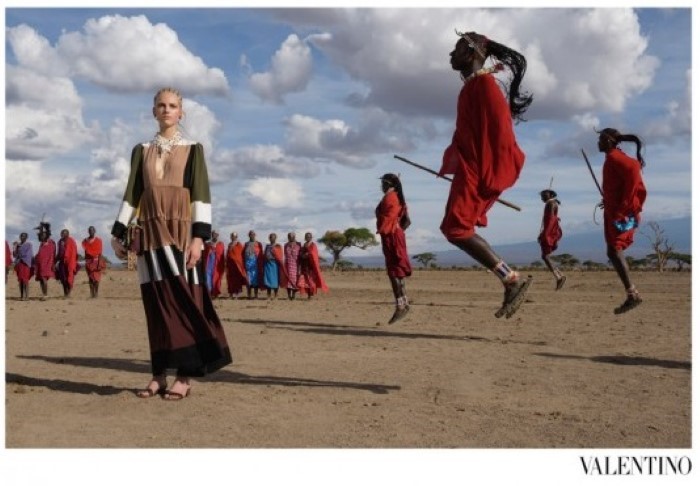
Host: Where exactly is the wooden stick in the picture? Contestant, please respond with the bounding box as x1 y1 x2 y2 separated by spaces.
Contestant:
580 149 603 196
393 154 522 212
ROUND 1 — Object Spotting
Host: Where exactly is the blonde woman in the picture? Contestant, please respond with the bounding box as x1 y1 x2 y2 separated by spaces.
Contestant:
111 87 232 400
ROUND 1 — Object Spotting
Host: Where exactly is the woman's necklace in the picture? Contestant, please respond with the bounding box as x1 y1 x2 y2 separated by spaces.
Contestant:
152 131 182 156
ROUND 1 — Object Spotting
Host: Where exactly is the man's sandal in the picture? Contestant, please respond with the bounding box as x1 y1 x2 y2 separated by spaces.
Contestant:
495 276 532 319
614 295 642 314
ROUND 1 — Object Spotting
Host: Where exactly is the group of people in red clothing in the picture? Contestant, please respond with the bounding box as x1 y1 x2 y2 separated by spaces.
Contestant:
7 224 105 301
376 30 647 324
5 30 651 400
201 229 328 301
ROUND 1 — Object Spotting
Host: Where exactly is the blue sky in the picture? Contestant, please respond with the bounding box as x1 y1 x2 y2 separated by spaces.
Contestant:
3 5 692 263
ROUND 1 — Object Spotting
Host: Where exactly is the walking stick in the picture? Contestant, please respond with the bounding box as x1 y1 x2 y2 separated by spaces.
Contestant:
580 149 604 225
580 149 603 197
393 154 522 211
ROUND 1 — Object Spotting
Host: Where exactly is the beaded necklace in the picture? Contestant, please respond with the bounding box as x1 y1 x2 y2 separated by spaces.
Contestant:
152 131 182 156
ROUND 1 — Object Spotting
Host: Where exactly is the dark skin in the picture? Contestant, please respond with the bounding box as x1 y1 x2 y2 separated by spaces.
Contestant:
446 38 506 272
36 230 51 299
246 231 259 299
286 233 298 300
266 233 279 299
380 179 408 308
598 133 635 291
539 192 559 275
58 229 72 296
450 37 485 78
301 233 314 300
15 233 29 300
86 226 100 298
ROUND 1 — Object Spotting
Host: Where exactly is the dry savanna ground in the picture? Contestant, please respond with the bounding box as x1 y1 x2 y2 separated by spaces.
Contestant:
4 267 691 448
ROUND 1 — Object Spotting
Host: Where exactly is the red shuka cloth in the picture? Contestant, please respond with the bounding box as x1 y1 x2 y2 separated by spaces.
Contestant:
439 73 525 241
82 236 103 282
297 242 328 296
225 241 247 294
538 201 562 257
57 237 79 288
376 190 412 278
269 244 289 289
34 239 56 280
5 241 11 268
203 241 226 297
602 148 647 251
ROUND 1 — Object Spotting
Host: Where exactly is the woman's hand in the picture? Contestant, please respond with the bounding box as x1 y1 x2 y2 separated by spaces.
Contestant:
186 237 203 269
111 237 128 261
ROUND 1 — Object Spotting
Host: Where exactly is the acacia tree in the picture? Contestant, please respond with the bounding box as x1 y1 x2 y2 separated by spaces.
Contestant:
551 253 580 269
318 228 378 272
668 252 691 271
641 221 674 272
582 260 606 270
412 252 437 269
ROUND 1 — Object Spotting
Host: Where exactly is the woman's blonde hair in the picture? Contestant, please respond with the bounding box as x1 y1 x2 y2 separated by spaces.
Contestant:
153 87 183 107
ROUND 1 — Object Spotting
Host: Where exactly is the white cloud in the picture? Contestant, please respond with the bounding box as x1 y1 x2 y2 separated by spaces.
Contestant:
211 144 321 182
181 98 221 156
290 8 658 120
285 114 373 168
643 68 691 139
249 33 314 104
245 178 304 208
5 66 99 161
6 16 230 96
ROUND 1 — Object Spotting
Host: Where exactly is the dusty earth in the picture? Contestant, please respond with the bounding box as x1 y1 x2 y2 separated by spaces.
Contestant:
4 267 691 449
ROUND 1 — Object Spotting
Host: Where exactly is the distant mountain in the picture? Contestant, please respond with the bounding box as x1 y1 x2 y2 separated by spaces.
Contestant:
347 216 691 268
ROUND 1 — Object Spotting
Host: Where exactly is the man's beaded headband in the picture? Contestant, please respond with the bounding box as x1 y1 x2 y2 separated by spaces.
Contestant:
456 30 486 59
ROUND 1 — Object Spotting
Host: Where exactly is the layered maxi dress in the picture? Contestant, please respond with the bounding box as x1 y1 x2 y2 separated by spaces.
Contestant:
111 139 232 377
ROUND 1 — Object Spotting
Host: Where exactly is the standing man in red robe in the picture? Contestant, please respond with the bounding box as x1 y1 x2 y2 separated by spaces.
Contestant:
598 128 647 314
82 225 104 298
226 231 247 299
33 222 56 301
439 30 533 319
12 233 33 301
203 230 225 298
538 189 565 290
56 228 79 298
297 232 328 299
376 173 412 324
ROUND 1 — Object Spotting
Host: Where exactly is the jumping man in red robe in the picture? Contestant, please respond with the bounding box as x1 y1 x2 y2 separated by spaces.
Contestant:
439 31 533 319
376 173 412 324
597 128 647 314
538 189 565 290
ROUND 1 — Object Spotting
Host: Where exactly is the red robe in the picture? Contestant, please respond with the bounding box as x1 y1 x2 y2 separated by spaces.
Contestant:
297 242 328 296
5 241 11 268
57 236 79 289
439 73 525 240
267 244 289 289
203 241 225 297
602 148 647 251
82 236 104 282
34 239 56 281
226 241 247 294
376 190 412 278
538 200 562 257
